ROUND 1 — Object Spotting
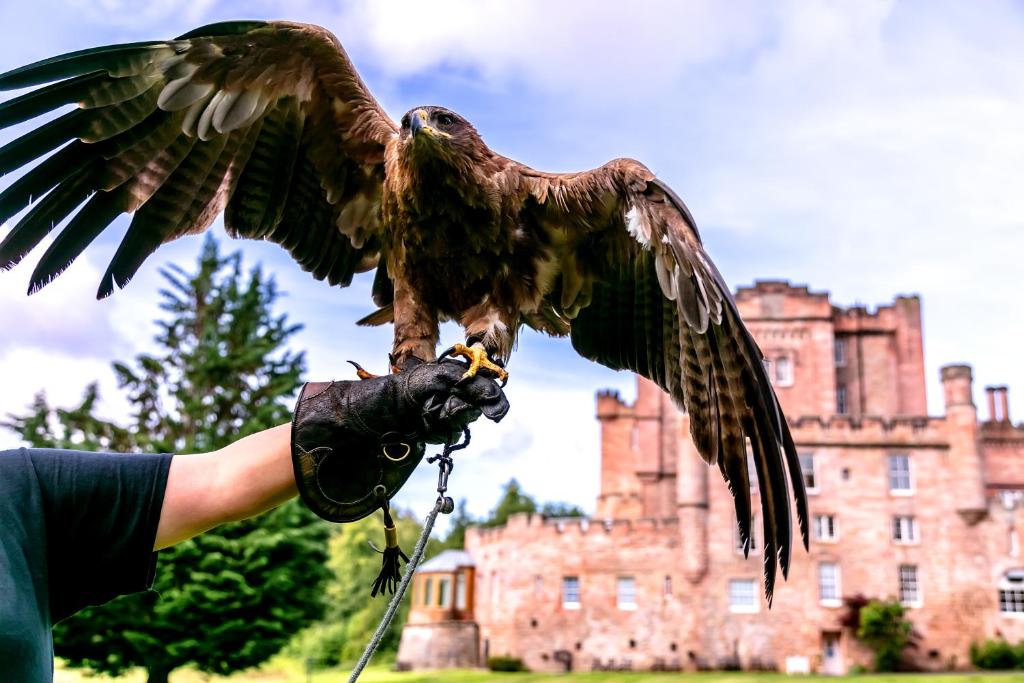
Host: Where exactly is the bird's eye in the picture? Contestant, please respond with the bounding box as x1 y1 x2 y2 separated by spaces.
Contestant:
437 113 455 126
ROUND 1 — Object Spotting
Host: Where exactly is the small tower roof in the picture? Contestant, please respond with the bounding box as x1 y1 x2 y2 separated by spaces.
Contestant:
416 549 474 573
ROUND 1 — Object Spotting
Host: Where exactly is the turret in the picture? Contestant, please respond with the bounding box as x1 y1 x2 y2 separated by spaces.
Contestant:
595 390 642 518
677 413 709 583
941 364 986 523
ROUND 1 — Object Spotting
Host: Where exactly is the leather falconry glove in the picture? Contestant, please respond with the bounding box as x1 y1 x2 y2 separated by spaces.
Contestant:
291 358 509 596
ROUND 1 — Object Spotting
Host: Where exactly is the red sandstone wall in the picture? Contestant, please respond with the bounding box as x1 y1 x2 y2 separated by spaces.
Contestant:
981 422 1024 489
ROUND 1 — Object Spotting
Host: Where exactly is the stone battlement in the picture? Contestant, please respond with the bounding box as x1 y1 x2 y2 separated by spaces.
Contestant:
790 414 947 446
467 512 677 547
735 279 831 302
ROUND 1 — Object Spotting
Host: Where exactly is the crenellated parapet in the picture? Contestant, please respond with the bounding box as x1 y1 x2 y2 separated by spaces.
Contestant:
466 512 677 549
788 414 948 447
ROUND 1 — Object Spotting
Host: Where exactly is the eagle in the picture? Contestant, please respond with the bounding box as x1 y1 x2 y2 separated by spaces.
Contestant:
0 20 807 599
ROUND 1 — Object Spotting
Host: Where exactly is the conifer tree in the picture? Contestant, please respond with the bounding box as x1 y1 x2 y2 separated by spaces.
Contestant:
4 236 329 683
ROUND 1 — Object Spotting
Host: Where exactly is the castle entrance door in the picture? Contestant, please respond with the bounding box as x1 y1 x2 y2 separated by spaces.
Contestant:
821 631 843 675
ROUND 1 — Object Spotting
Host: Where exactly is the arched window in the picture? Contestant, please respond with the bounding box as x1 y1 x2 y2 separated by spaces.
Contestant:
999 569 1024 614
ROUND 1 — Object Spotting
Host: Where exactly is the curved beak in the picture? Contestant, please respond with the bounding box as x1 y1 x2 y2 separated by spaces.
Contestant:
410 109 426 138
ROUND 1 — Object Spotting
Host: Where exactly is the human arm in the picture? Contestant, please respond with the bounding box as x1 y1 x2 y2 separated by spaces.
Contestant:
154 423 296 550
155 359 509 550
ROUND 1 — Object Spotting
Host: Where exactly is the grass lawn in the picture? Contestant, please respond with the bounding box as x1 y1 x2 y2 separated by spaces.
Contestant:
54 659 1023 683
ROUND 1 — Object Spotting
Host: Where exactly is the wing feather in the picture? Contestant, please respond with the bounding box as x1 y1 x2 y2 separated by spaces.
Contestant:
520 158 808 601
0 20 393 297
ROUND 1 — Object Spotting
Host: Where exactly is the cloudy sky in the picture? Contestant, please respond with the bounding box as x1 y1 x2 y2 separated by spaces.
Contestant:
1 0 1021 524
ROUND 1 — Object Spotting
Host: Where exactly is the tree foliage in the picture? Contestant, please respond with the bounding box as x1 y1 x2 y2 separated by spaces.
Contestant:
4 236 329 683
480 479 583 528
290 509 438 666
856 599 915 672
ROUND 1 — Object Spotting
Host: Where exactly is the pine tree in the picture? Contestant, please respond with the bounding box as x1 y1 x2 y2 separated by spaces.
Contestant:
4 236 329 683
482 479 538 527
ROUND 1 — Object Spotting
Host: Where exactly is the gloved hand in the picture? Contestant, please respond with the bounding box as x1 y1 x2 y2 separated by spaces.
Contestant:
291 358 509 597
290 358 509 524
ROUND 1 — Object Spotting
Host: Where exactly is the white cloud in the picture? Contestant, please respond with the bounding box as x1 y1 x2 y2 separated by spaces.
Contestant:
65 0 218 29
331 0 774 98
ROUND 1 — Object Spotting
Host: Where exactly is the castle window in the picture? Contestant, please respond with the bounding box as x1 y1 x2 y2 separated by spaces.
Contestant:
423 577 433 606
899 564 922 606
774 355 794 387
438 577 451 608
999 569 1024 614
617 576 637 610
813 514 839 542
834 339 846 366
836 384 849 415
892 515 918 544
735 514 759 554
818 563 841 606
664 575 673 596
562 576 580 609
888 454 913 493
746 445 759 491
455 572 467 610
729 579 759 613
799 453 818 492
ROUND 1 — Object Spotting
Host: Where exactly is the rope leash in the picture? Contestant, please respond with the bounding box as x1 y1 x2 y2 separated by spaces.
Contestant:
347 429 469 682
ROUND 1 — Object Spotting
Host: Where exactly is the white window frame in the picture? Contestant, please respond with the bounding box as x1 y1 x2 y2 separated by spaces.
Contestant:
745 445 759 492
735 514 760 555
834 338 847 367
888 454 914 495
892 515 919 544
800 452 818 494
616 576 637 610
898 564 922 607
729 579 760 614
818 563 841 607
999 569 1024 616
423 577 434 606
438 577 452 608
562 576 581 609
455 572 468 610
813 514 839 543
774 355 794 387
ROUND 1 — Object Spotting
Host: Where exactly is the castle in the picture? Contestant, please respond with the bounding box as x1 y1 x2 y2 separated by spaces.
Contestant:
397 281 1024 673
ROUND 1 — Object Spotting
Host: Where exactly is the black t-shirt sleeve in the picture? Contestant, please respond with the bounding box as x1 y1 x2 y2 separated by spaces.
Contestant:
24 448 173 622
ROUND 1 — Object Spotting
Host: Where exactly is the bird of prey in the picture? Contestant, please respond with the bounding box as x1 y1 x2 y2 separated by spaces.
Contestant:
0 20 807 598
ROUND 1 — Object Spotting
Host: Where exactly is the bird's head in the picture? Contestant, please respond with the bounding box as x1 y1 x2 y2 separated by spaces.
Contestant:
399 106 484 165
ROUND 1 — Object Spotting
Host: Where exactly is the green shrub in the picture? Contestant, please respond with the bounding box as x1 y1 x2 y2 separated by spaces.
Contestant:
856 600 913 672
970 639 1020 670
488 655 528 672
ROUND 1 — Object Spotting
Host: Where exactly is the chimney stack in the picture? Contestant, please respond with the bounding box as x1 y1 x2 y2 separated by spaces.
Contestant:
942 364 974 409
985 385 1011 423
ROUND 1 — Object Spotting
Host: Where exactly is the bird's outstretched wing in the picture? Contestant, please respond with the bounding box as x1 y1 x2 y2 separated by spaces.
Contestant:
0 20 396 297
516 159 809 602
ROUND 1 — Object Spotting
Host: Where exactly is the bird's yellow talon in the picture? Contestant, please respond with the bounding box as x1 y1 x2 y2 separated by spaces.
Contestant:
448 342 509 383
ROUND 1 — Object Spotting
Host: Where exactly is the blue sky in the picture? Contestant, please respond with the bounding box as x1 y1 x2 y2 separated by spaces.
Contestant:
1 1 1022 524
